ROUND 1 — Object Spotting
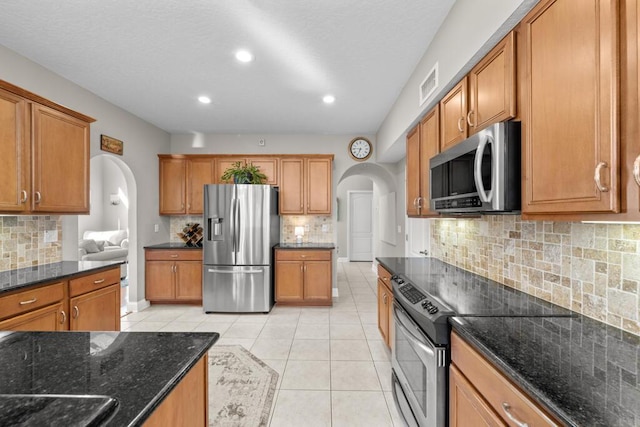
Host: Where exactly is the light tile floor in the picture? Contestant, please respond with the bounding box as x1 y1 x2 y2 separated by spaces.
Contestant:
121 261 403 426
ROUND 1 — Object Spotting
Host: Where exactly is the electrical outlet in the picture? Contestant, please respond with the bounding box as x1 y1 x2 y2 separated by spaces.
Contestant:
258 138 265 146
322 224 329 233
44 230 58 243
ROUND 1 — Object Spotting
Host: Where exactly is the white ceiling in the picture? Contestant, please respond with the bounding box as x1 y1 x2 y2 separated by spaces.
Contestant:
0 0 455 136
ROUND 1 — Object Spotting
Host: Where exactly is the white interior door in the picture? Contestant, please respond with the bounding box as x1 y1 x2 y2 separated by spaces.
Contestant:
405 217 430 257
348 191 373 261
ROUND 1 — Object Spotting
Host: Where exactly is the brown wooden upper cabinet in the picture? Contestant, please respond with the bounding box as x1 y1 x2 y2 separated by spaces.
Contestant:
279 156 333 215
0 80 93 214
406 106 440 217
521 0 619 215
159 156 215 215
215 157 278 185
440 77 468 151
440 32 516 152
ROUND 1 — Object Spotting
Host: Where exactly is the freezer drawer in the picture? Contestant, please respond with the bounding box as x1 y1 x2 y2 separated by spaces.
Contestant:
203 265 273 313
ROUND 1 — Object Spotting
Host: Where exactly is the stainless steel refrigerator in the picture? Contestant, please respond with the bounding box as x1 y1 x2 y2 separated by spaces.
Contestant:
202 184 280 313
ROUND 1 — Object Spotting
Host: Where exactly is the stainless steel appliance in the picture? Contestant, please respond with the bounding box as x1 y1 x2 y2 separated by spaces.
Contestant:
391 276 453 427
202 184 279 313
430 120 521 214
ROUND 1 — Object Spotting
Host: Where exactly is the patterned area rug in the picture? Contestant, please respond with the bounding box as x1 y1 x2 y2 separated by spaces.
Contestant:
208 345 278 427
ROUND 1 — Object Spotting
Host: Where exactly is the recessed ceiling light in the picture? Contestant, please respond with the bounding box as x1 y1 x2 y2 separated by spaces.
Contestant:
323 95 335 104
235 50 254 63
198 96 211 104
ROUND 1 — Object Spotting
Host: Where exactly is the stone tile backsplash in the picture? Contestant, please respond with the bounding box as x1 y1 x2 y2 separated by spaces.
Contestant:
0 216 62 272
169 215 333 244
431 216 640 336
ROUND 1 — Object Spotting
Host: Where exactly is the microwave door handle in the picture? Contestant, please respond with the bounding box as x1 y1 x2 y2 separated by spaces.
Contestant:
474 134 494 203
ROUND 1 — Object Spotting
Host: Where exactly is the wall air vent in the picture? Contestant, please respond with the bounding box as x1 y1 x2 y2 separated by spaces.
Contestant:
419 63 438 106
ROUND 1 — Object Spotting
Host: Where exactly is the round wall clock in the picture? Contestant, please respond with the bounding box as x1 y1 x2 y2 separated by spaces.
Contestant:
348 137 373 161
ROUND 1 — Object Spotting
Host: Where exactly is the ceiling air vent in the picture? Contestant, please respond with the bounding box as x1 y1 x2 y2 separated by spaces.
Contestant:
419 63 438 106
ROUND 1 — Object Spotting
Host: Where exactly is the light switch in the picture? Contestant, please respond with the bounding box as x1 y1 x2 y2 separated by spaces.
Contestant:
154 224 159 232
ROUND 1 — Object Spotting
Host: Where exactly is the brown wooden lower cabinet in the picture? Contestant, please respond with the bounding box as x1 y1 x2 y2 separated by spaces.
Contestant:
145 249 203 304
275 249 332 306
377 264 393 348
450 331 560 427
70 284 120 331
144 354 208 427
0 302 65 331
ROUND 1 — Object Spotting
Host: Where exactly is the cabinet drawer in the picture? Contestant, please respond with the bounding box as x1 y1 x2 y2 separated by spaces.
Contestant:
377 264 392 286
145 249 203 261
451 332 560 426
275 250 331 261
69 267 120 297
0 282 65 320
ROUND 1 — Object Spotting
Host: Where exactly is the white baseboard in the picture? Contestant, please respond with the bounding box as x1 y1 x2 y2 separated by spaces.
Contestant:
127 299 150 313
332 288 339 298
338 257 349 263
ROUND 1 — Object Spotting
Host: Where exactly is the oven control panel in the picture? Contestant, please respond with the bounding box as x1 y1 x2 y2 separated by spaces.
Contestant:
393 275 442 315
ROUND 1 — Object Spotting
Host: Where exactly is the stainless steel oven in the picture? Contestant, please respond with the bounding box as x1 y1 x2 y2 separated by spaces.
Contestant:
391 301 447 427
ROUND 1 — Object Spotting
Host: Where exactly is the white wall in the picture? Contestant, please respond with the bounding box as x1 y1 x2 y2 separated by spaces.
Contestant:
102 157 129 231
376 0 538 162
0 44 172 308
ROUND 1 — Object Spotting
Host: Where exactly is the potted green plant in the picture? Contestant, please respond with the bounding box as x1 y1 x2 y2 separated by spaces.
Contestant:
220 161 268 184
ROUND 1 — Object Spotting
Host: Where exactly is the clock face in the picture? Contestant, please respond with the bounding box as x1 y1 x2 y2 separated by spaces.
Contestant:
349 137 372 161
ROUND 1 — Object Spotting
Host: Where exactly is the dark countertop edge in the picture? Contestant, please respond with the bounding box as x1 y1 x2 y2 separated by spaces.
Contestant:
127 333 219 427
144 243 202 250
450 321 575 427
375 258 394 273
0 261 125 295
274 243 335 249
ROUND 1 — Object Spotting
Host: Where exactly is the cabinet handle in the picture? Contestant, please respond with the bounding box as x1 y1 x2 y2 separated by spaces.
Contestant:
416 197 423 209
170 254 179 258
304 265 307 272
412 198 418 209
34 191 41 204
19 298 37 305
20 190 28 203
300 265 303 273
93 278 105 284
72 306 79 319
594 161 609 192
457 117 464 133
383 294 387 304
633 154 640 187
60 310 66 324
466 110 476 127
181 203 184 209
501 403 529 427
301 254 306 258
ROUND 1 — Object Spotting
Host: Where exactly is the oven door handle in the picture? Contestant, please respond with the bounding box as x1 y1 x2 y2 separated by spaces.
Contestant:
393 304 435 358
474 133 494 203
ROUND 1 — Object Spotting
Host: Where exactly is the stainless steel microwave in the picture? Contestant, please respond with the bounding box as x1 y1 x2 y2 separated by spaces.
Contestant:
429 121 521 214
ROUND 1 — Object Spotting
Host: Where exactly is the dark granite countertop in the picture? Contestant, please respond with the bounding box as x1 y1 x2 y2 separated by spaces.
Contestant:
376 256 638 426
275 243 335 249
0 261 124 295
452 316 640 427
0 331 218 426
144 242 202 250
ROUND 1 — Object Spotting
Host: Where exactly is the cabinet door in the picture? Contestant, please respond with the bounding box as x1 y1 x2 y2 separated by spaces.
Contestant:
187 158 214 214
159 158 187 215
406 125 421 217
0 303 65 331
303 261 332 302
32 104 90 213
377 280 390 345
419 106 440 217
450 364 506 427
146 261 176 301
279 158 305 214
175 261 203 301
468 32 516 134
275 260 304 302
70 284 120 331
248 158 279 185
216 158 245 183
522 0 619 214
0 88 29 212
440 77 468 151
306 158 332 215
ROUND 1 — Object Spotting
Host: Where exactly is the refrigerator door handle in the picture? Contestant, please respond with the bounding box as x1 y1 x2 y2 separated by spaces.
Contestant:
207 268 264 274
235 195 241 255
229 197 237 263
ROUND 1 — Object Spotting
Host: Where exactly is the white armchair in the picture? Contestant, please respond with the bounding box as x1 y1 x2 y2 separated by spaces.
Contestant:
78 230 128 278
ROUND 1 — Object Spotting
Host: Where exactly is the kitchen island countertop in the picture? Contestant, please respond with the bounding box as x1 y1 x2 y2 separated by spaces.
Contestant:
0 331 218 426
